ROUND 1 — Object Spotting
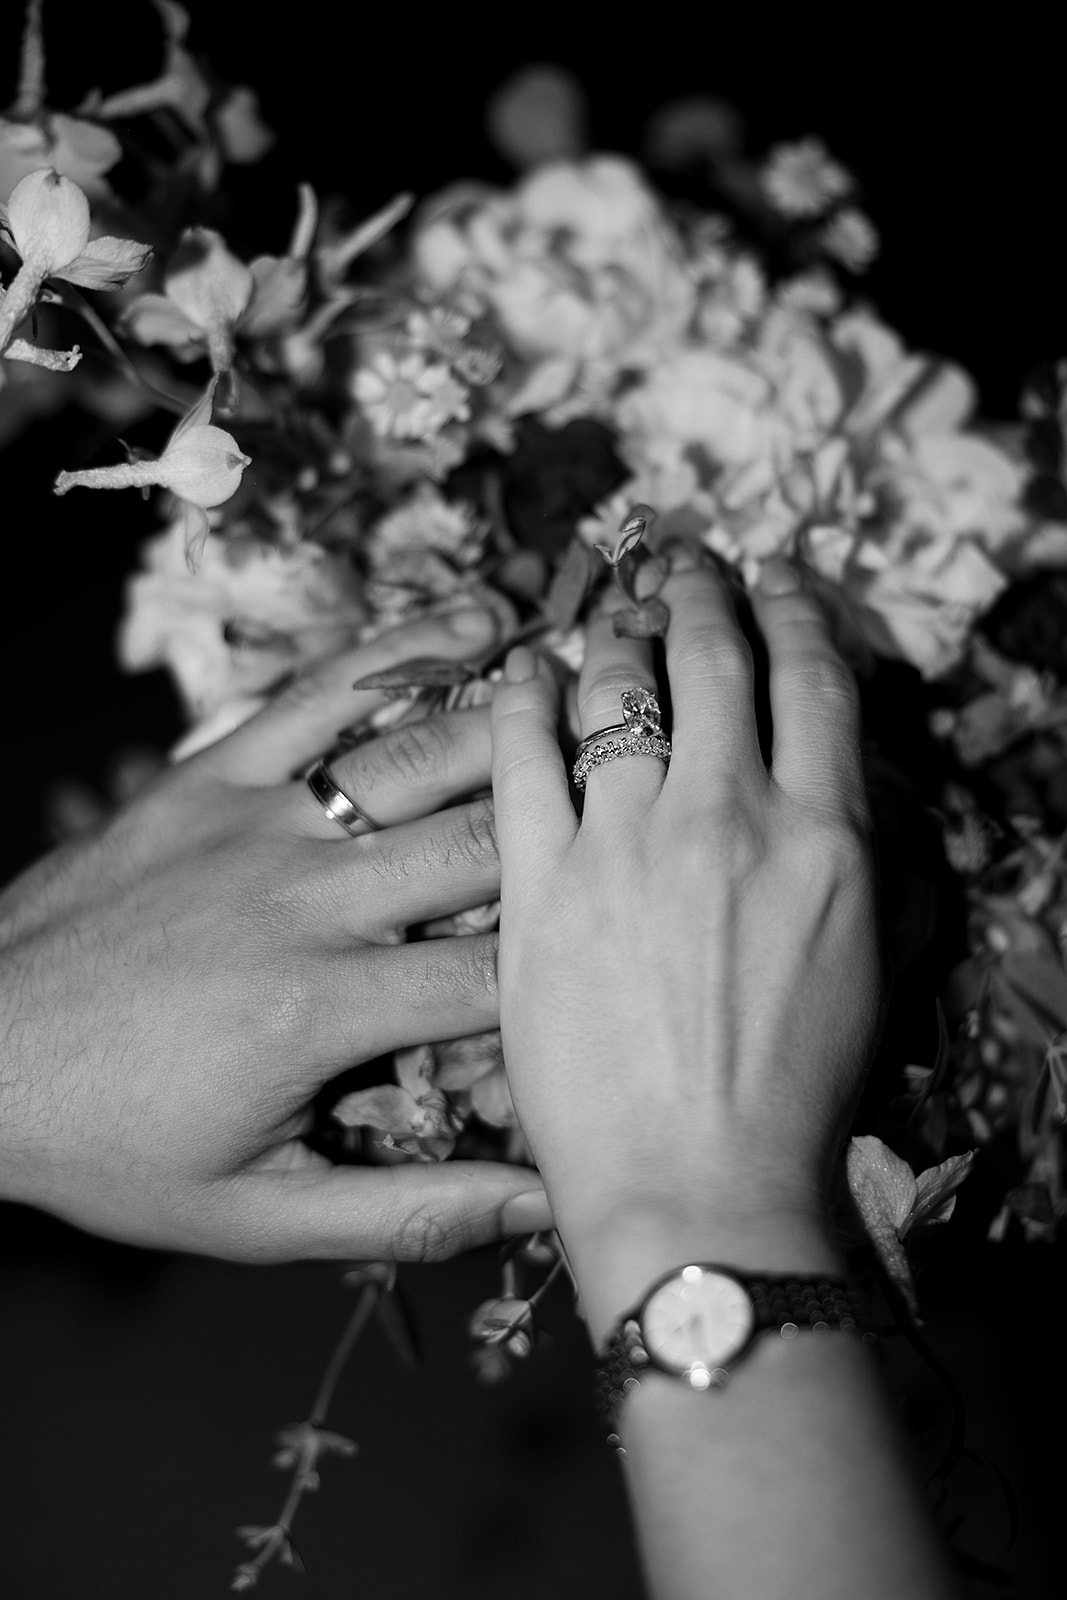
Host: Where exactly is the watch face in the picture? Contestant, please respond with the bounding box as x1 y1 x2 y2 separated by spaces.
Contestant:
641 1266 755 1378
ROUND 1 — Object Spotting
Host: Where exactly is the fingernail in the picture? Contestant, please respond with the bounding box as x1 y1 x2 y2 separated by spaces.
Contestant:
446 607 497 644
504 645 538 684
500 1187 554 1235
757 559 801 596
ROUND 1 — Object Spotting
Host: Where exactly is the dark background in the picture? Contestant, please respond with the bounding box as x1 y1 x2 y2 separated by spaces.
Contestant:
1 4 1066 1596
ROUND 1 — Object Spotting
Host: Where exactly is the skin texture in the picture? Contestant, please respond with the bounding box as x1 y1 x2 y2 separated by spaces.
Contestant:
0 607 551 1262
491 559 962 1600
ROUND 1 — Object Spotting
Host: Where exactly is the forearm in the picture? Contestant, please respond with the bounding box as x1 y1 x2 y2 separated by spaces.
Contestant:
565 1214 964 1600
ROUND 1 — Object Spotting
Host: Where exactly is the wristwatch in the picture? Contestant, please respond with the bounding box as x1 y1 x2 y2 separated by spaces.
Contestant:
595 1262 872 1443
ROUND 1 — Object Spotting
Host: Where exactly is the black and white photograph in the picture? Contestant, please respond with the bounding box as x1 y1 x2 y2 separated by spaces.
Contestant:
1 4 1065 1595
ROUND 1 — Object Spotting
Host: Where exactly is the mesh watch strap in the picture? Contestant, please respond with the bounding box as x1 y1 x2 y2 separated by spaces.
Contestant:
595 1268 873 1444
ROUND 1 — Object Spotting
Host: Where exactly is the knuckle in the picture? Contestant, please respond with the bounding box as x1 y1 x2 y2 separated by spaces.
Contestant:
272 661 333 717
252 961 317 1048
790 655 859 712
451 932 499 1003
368 716 454 790
677 635 752 685
705 794 764 874
233 868 314 944
799 810 873 886
583 664 652 709
394 1204 469 1263
444 799 498 870
494 745 547 790
823 812 874 875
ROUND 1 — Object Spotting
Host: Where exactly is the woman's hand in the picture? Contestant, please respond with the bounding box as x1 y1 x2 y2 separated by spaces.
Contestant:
0 608 551 1261
491 560 883 1332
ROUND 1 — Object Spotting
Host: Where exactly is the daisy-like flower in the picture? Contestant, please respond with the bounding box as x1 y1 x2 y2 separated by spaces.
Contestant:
761 138 853 218
820 207 880 272
353 350 469 439
696 254 767 344
775 269 843 318
406 306 472 354
372 483 484 564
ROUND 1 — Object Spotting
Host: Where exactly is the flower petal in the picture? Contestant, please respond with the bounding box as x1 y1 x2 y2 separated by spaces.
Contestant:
60 234 153 290
6 167 90 273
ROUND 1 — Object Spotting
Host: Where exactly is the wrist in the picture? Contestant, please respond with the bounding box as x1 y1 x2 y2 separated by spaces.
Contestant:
559 1201 845 1346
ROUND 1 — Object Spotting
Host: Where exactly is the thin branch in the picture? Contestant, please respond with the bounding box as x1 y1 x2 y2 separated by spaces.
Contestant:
232 1284 380 1591
309 1284 379 1425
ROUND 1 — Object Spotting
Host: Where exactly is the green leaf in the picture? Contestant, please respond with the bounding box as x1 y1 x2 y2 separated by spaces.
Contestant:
468 1296 534 1343
909 1150 975 1229
613 597 670 638
351 658 473 694
996 949 1067 1043
845 1135 920 1318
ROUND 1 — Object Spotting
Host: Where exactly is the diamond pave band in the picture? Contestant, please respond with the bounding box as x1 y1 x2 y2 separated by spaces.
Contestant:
572 687 671 791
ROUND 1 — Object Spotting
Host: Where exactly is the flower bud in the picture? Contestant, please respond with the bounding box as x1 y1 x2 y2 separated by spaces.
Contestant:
156 424 251 507
6 167 91 274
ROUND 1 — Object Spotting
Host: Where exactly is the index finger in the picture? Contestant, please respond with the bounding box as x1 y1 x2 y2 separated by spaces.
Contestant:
207 608 498 785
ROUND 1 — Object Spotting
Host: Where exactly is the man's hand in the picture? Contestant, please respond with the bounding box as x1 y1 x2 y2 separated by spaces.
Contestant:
0 608 550 1261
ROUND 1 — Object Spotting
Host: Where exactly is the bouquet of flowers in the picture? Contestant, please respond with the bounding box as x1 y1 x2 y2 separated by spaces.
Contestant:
4 4 1066 1584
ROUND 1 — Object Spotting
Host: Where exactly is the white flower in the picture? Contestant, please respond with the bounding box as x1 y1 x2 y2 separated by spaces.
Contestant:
775 270 842 318
0 168 152 356
119 522 365 730
406 306 472 354
761 138 853 218
579 461 708 552
54 377 252 557
123 227 254 374
1 167 150 285
755 310 847 445
820 208 880 272
54 424 251 508
696 254 766 344
0 114 121 205
372 485 484 565
615 348 782 487
353 350 469 439
857 541 1008 678
411 158 694 414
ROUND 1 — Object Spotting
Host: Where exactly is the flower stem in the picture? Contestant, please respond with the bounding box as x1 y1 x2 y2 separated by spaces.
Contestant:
527 1249 566 1309
0 262 45 357
54 459 161 496
309 1282 379 1425
232 1283 379 1590
6 337 80 370
12 0 46 120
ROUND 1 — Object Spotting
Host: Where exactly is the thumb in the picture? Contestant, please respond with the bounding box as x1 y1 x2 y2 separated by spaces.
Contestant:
206 1159 554 1263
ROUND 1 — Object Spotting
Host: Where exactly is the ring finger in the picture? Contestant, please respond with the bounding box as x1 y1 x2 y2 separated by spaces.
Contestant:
295 706 491 840
574 611 665 817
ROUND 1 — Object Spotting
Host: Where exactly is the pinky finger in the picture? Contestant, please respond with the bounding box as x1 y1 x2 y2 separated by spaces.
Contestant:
491 647 576 871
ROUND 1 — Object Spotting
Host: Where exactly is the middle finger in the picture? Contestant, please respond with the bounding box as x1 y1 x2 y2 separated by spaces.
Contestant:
661 564 762 787
313 798 501 939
